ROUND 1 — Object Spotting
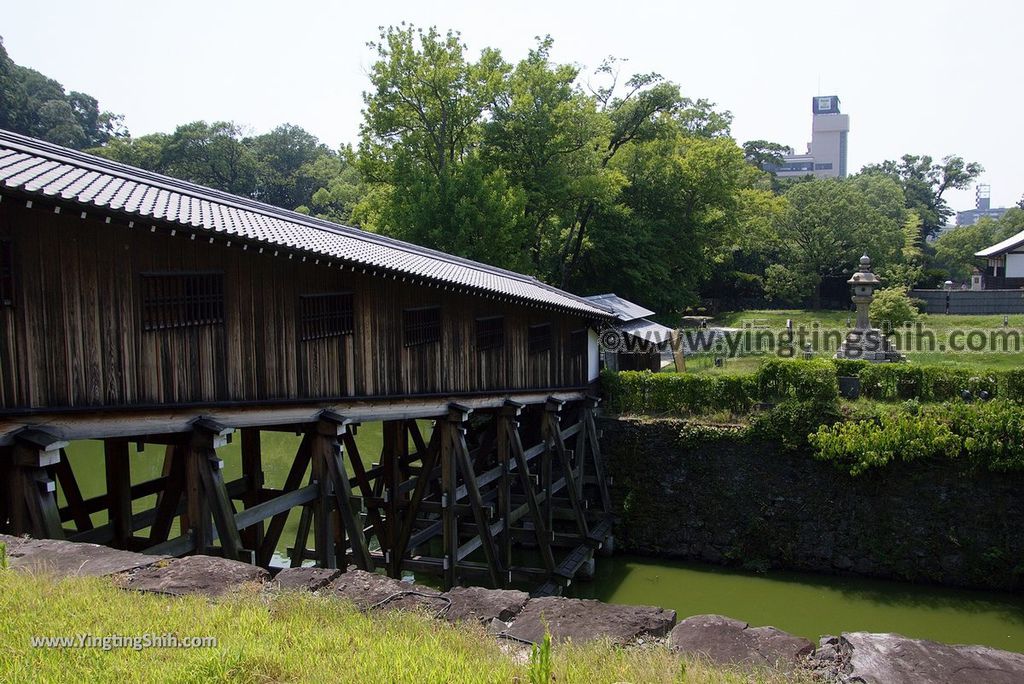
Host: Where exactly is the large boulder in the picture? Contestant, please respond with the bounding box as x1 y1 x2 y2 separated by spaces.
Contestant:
442 586 529 624
669 614 813 671
0 534 166 577
117 555 269 597
504 596 676 645
326 569 447 615
273 567 342 592
842 632 1024 684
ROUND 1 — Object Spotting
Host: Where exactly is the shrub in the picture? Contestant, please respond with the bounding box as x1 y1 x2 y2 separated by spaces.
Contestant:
755 358 838 403
945 400 1024 472
832 358 869 378
601 369 755 416
859 364 923 400
869 285 919 331
809 411 960 475
748 399 841 452
763 264 815 306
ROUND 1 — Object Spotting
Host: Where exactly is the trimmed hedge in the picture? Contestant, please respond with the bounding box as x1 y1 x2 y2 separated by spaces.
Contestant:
810 399 1024 474
602 360 1024 415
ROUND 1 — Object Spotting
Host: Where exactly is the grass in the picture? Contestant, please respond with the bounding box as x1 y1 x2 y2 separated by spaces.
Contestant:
0 565 810 684
693 309 1024 373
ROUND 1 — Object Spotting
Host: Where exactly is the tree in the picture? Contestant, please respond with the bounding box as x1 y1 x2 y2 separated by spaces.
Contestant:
299 145 365 224
861 154 983 239
246 124 332 209
0 37 125 148
772 176 907 307
573 128 781 313
742 139 793 171
356 25 529 267
932 208 1024 280
482 37 611 275
160 121 259 195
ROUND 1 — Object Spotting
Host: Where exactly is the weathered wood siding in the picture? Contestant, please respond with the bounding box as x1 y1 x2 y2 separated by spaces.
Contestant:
0 201 590 410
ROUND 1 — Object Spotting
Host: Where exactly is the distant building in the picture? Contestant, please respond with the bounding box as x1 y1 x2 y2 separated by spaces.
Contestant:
956 184 1009 226
974 226 1024 289
770 96 850 179
583 294 676 372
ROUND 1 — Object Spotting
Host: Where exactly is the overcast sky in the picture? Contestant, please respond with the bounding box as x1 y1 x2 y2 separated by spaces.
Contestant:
3 0 1020 212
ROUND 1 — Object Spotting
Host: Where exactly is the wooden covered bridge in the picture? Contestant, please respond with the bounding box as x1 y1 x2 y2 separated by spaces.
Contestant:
0 129 616 595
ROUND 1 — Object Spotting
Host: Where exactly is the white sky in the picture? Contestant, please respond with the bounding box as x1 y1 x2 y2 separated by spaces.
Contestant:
3 0 1021 212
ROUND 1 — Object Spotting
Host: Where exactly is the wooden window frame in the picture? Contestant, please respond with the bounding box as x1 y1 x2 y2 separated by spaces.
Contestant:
0 239 12 307
403 305 442 348
475 316 505 352
299 291 354 341
528 323 552 355
140 271 225 331
569 328 587 358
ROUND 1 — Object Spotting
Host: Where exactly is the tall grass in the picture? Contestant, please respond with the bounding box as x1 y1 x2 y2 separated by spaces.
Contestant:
0 569 808 683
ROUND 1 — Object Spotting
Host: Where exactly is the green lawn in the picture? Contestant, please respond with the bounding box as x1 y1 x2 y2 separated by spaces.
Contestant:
0 567 806 684
688 310 1024 373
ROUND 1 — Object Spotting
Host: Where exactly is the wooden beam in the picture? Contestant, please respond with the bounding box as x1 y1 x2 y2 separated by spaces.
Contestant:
54 449 92 532
239 428 265 551
103 439 132 549
257 433 311 566
0 391 588 446
450 412 503 588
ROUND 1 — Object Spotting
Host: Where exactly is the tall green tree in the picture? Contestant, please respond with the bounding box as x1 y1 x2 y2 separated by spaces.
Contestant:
246 124 333 209
861 154 983 239
933 208 1024 280
769 176 907 307
160 121 259 195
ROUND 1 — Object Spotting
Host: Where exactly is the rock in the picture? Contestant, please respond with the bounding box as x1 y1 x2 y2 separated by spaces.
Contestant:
326 569 446 614
842 631 1024 684
668 614 813 671
443 586 529 624
0 534 166 577
118 555 269 597
504 596 676 645
487 618 510 634
274 567 342 592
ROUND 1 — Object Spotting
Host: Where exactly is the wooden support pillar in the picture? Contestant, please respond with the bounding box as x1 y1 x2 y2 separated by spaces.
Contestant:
440 407 466 590
187 418 242 560
149 445 185 546
103 439 132 549
320 412 374 571
54 449 92 533
496 408 513 572
309 422 334 569
381 420 406 578
0 447 10 534
11 430 66 539
257 433 311 566
239 429 265 552
544 398 589 540
503 401 556 575
583 396 612 516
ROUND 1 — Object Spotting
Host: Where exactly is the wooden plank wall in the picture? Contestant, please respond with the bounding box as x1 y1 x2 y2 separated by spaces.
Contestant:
0 201 590 410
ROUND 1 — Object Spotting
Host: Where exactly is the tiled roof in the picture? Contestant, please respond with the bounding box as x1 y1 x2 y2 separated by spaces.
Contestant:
0 129 612 318
976 230 1024 258
582 293 656 322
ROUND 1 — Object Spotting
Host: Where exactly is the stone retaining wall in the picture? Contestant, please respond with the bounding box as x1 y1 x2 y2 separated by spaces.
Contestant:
600 417 1024 591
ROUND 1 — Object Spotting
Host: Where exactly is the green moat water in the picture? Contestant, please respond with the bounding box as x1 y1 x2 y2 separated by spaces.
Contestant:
571 555 1024 653
60 434 1024 654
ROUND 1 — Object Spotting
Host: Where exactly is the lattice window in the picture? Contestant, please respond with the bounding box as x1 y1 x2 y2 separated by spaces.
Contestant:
569 328 587 357
141 272 225 331
299 292 354 341
476 316 504 351
0 240 12 307
528 323 552 355
403 306 441 347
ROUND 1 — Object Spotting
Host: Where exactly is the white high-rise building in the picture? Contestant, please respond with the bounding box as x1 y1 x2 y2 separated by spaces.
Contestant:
774 96 849 179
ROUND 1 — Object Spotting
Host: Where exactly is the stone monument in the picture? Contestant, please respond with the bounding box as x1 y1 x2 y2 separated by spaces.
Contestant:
834 255 904 362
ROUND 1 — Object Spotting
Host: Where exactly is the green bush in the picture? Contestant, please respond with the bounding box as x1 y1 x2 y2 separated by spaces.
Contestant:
869 285 919 331
601 370 754 416
946 400 1024 472
859 364 923 400
809 410 960 475
755 358 838 403
832 358 869 377
748 399 841 452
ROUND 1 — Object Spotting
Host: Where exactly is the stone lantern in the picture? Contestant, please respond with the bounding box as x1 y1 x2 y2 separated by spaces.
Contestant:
835 255 903 362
